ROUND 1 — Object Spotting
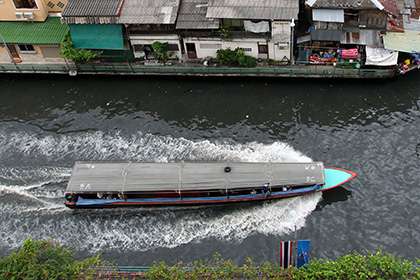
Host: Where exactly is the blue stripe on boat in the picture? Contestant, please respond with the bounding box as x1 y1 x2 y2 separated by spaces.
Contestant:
75 185 320 206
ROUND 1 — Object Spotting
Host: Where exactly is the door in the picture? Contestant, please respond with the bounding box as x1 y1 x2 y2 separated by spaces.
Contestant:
144 45 155 60
7 44 21 63
186 43 197 59
258 44 268 60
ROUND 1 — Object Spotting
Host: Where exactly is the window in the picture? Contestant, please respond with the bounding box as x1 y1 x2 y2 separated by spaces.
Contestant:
258 45 268 54
199 43 222 49
13 0 37 9
222 19 244 31
222 19 243 27
133 44 144 52
241 48 252 52
18 44 36 53
167 44 179 51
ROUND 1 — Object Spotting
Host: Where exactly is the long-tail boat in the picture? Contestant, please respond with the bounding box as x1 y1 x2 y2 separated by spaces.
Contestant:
64 161 356 208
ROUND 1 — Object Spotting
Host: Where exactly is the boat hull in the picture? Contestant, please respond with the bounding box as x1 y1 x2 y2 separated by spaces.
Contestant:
65 167 356 208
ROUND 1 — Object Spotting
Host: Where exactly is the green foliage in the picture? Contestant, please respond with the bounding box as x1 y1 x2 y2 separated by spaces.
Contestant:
152 41 170 61
3 240 418 280
218 25 229 38
216 47 257 68
292 248 418 280
60 34 102 64
143 248 420 280
144 252 288 280
0 238 106 280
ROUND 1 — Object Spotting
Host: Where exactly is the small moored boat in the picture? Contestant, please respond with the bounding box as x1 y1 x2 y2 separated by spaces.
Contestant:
64 161 356 208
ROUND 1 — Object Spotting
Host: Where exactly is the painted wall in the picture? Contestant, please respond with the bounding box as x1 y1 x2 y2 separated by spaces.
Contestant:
0 0 47 21
183 21 292 62
0 0 68 21
0 46 11 62
271 20 292 61
0 44 65 63
42 0 68 13
129 35 182 60
183 38 264 59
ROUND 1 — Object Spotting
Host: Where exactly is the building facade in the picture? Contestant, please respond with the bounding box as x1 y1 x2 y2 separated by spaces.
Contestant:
0 0 69 63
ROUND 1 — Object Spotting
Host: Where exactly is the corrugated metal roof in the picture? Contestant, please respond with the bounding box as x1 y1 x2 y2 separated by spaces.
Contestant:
306 0 378 9
206 0 298 20
379 0 398 16
119 0 180 24
403 14 420 31
176 0 219 29
341 29 383 46
312 9 344 22
311 29 342 41
62 0 124 16
383 30 420 52
66 161 325 193
61 16 119 24
0 17 69 44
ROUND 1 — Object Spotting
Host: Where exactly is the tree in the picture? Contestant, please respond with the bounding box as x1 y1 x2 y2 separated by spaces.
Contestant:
152 41 173 61
0 238 107 280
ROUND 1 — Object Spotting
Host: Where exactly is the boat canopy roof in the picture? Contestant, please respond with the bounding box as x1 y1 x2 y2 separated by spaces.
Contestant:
66 161 325 193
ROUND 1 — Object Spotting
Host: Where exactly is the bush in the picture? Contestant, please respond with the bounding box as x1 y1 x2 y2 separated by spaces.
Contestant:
60 34 102 64
216 47 257 68
0 238 107 280
144 249 420 280
292 248 420 280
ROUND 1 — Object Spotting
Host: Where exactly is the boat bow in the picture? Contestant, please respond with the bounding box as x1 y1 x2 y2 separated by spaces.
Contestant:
319 167 356 192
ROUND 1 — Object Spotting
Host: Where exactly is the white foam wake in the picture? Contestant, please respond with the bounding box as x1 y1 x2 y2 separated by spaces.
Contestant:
0 131 311 163
0 132 320 254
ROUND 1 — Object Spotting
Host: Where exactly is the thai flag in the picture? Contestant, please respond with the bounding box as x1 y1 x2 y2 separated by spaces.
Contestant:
279 241 294 268
297 240 310 269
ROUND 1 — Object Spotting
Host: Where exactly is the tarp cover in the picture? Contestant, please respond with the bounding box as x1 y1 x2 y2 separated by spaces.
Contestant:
69 24 124 50
365 46 398 66
244 21 270 33
66 162 325 193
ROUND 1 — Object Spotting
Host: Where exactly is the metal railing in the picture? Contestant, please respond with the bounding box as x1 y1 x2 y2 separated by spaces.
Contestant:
0 63 395 78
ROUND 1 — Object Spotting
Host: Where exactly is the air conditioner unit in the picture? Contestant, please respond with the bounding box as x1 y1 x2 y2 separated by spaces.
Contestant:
24 12 35 20
15 12 24 19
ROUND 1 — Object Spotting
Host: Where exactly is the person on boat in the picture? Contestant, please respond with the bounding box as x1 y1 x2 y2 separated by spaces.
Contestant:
282 186 291 191
263 183 271 198
251 189 257 194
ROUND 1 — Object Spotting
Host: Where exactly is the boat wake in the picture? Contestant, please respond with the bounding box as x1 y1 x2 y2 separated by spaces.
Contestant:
0 131 320 255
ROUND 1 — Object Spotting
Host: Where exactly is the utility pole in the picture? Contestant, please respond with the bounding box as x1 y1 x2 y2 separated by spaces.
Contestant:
0 33 17 66
290 18 295 66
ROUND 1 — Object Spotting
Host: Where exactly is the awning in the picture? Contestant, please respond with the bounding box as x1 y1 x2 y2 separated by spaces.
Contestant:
311 30 342 41
382 30 420 53
69 24 124 50
365 46 398 66
0 17 68 44
313 9 344 23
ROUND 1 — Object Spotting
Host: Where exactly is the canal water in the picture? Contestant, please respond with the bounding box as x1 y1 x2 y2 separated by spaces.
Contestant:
0 73 419 265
